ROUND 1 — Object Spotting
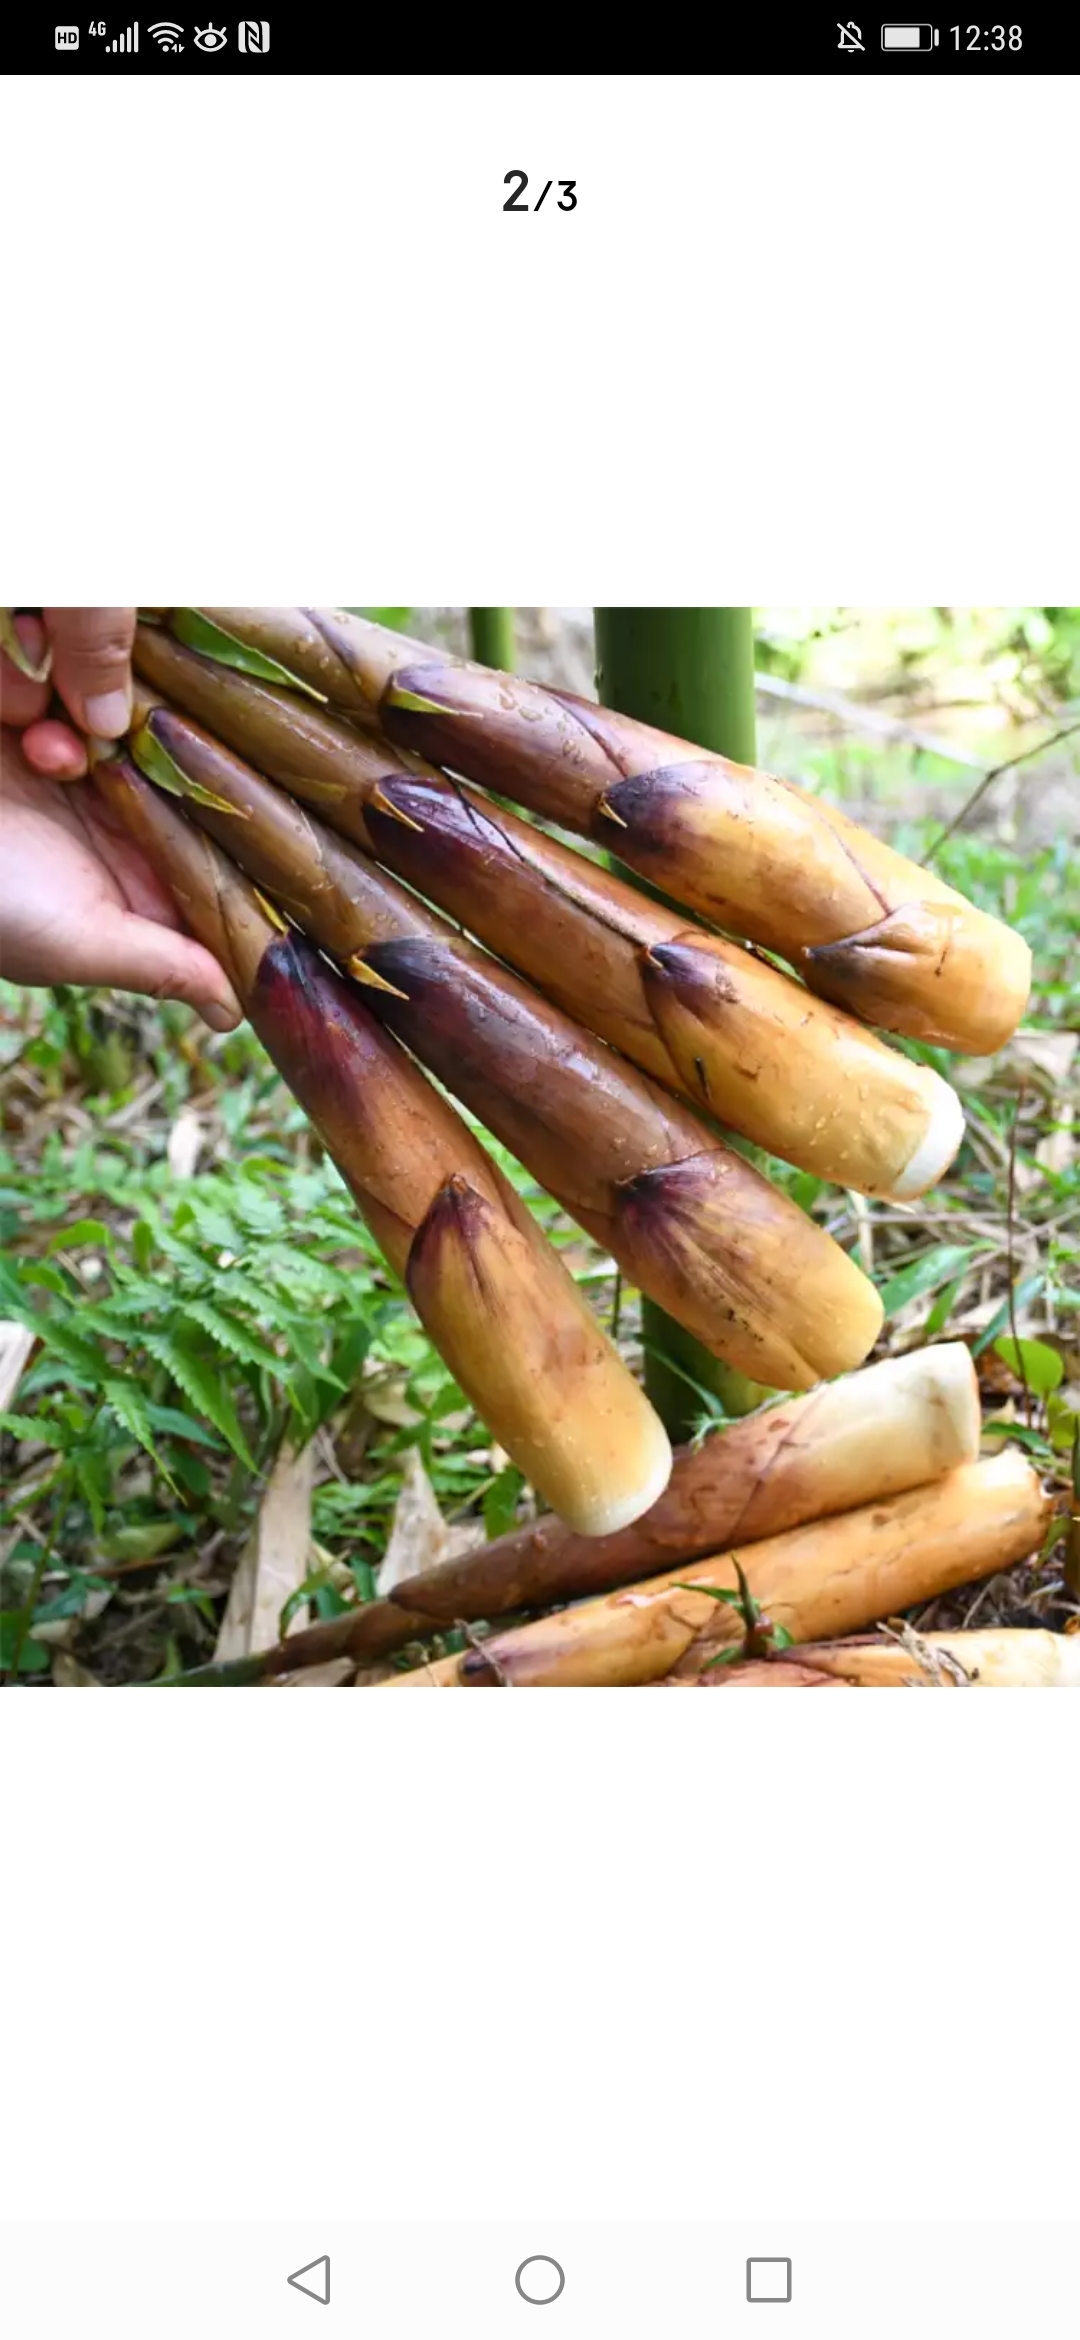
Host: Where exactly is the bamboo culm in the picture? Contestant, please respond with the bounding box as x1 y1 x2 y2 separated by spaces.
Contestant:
595 605 770 1435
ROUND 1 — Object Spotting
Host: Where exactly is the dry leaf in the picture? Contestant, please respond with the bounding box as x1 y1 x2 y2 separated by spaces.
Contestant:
361 1371 423 1430
215 1438 314 1660
0 1320 35 1413
375 1446 450 1596
271 1658 356 1689
166 1107 205 1179
954 1030 1078 1096
51 1653 103 1688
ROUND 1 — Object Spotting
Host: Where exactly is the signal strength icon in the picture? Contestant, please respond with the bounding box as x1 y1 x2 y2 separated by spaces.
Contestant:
149 19 184 44
107 21 139 45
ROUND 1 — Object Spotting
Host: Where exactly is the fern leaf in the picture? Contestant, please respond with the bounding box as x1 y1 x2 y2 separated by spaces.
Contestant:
142 1333 255 1468
181 1299 284 1378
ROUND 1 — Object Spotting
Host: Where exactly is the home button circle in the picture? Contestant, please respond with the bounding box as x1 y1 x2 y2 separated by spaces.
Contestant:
515 2256 566 2304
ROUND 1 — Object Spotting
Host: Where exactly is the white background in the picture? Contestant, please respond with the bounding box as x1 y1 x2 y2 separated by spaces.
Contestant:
1 66 1077 2247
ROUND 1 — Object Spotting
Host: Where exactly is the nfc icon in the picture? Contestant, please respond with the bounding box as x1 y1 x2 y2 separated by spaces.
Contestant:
55 23 80 44
238 18 270 46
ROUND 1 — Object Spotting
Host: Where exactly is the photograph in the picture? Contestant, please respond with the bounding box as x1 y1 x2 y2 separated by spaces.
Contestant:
2 602 1077 1690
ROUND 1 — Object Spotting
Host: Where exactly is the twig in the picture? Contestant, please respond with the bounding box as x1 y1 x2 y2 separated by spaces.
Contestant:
922 719 1080 863
880 1616 972 1686
1006 1089 1033 1430
459 1620 513 1686
609 1269 623 1343
753 672 987 769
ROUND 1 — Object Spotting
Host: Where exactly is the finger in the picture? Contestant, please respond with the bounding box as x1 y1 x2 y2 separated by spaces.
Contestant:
20 719 89 780
76 907 244 1033
43 608 136 739
0 615 52 729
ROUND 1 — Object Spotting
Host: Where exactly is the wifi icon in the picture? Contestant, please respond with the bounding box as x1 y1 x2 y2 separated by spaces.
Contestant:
149 20 184 46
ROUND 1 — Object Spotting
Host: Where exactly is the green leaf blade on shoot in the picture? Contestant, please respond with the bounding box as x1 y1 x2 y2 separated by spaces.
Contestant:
0 608 52 682
170 610 327 701
131 719 247 817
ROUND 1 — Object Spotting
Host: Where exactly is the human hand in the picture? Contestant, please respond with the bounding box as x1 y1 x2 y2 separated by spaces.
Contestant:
2 606 137 778
1 617 241 1028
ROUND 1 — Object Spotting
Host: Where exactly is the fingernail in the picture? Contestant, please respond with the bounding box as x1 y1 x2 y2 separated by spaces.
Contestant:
202 999 243 1033
85 688 132 740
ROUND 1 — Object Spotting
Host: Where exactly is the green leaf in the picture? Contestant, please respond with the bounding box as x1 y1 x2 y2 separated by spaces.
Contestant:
0 1615 50 1674
132 1220 156 1271
19 1259 75 1299
877 1244 980 1317
924 1272 970 1339
181 1299 284 1378
143 1403 224 1448
33 1316 111 1381
979 1420 1052 1456
141 1333 255 1469
0 1410 69 1450
46 1217 115 1258
972 1274 1046 1356
104 1378 178 1489
384 680 460 719
171 610 327 701
1047 1396 1078 1455
132 719 245 816
0 608 52 681
483 1464 524 1541
992 1336 1064 1399
99 1519 187 1562
73 1445 111 1533
701 1644 744 1670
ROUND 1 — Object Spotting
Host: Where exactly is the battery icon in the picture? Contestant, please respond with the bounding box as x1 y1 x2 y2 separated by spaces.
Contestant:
882 22 938 44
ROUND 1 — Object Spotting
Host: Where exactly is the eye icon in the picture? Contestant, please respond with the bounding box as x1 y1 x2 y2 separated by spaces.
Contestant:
193 22 228 47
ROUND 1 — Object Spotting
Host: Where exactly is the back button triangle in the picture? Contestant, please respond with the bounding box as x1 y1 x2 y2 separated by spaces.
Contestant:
287 2255 330 2305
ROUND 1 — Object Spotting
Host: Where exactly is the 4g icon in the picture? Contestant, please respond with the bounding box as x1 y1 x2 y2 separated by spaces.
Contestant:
238 19 270 47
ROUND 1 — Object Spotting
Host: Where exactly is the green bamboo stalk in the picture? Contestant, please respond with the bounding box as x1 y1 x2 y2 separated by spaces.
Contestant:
468 608 516 671
594 609 771 1437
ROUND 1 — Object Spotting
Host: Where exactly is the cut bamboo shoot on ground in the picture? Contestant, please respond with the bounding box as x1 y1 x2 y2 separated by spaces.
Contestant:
175 1344 982 1683
168 609 1032 1054
382 1452 1049 1687
755 1628 1080 1688
130 634 962 1201
123 694 883 1393
93 760 671 1537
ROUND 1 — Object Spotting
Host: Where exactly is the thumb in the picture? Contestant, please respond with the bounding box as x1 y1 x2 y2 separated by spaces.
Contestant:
43 608 137 740
83 908 244 1033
